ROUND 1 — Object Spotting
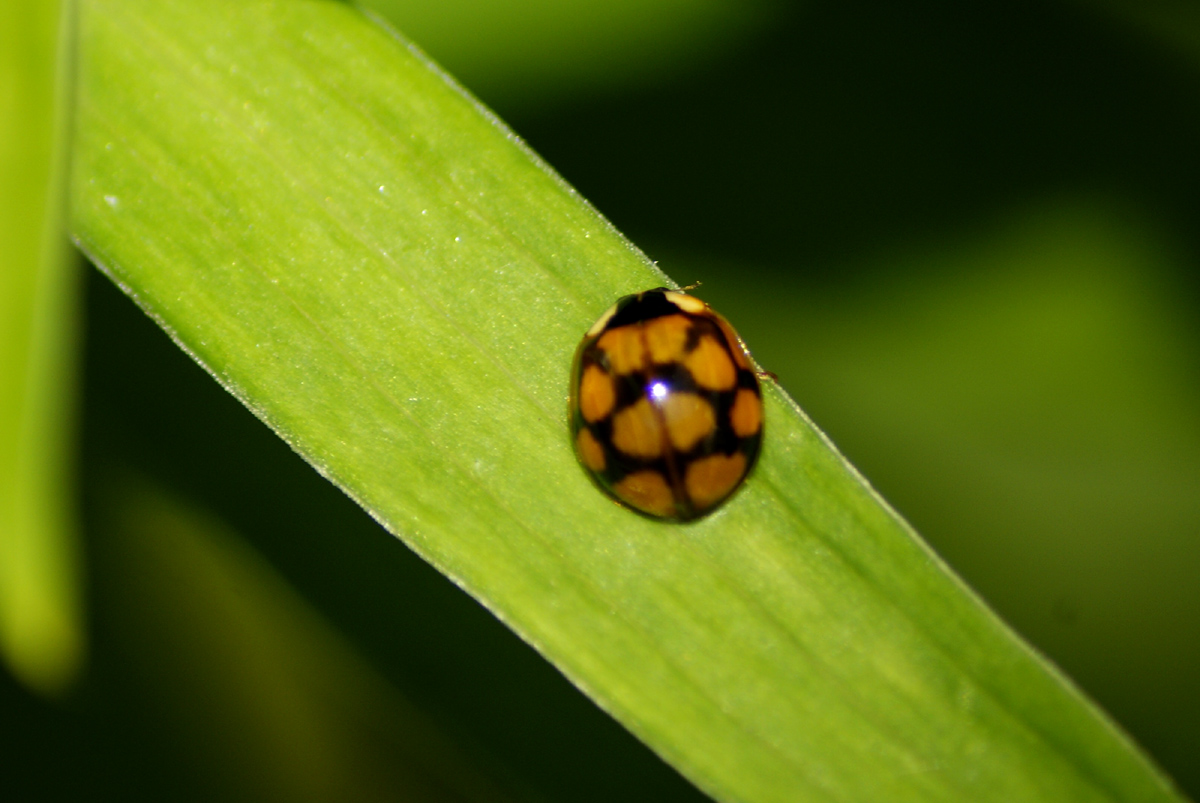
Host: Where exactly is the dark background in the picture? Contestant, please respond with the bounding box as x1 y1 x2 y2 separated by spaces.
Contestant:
5 1 1198 800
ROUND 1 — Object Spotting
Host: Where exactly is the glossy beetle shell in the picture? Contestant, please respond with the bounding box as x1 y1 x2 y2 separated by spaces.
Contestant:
569 289 763 521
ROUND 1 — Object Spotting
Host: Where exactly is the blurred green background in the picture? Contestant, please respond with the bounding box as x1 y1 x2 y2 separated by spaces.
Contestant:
3 0 1198 800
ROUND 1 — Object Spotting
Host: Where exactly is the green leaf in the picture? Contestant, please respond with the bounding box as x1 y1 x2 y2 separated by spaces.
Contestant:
70 1 1185 801
1068 0 1200 67
357 0 779 108
0 0 84 694
99 472 526 803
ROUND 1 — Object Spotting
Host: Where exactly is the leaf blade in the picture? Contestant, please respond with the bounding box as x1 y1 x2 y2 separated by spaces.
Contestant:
71 1 1185 801
0 0 84 694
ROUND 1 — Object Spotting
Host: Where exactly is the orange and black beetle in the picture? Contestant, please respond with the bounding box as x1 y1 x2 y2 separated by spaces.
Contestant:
569 289 763 521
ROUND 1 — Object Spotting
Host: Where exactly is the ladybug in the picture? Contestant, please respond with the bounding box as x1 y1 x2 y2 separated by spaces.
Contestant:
569 288 763 521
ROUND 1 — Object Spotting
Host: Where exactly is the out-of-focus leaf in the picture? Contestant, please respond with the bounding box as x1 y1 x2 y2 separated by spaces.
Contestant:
0 0 83 694
70 1 1185 801
1071 0 1200 65
99 473 526 803
359 0 780 108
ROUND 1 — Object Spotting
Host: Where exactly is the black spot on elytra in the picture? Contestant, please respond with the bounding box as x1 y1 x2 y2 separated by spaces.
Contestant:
605 290 680 330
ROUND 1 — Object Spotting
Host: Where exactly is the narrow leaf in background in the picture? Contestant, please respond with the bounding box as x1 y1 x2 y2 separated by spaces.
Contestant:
70 1 1187 801
357 0 780 109
0 0 83 694
1072 0 1200 64
98 473 528 803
